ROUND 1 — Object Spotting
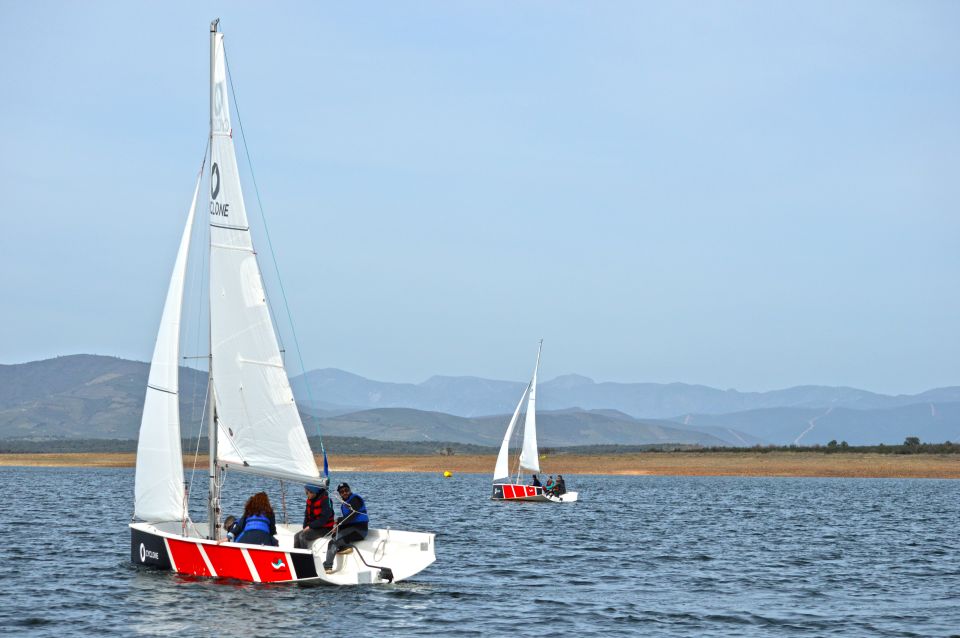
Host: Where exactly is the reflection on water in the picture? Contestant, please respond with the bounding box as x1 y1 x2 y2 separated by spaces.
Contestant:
1 467 958 636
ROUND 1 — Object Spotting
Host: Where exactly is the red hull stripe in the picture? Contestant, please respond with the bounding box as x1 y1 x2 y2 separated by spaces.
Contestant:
504 485 515 498
203 544 254 581
167 539 214 578
247 548 295 582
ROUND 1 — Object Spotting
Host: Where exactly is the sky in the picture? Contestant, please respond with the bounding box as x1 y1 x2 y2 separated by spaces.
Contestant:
1 1 958 394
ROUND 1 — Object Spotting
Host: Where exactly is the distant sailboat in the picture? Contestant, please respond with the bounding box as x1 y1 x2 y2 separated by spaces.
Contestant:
130 20 435 585
491 341 579 503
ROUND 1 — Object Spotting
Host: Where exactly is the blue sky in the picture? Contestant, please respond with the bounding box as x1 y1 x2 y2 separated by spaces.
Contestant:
1 2 958 394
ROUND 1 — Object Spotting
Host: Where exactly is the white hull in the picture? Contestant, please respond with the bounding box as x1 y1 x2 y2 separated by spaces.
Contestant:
131 521 435 585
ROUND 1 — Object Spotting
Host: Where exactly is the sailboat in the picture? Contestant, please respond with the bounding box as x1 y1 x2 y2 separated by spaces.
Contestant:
491 341 579 503
129 20 435 585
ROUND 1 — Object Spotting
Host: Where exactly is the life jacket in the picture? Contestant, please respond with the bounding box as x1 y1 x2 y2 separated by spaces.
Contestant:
305 493 334 528
340 493 369 525
236 513 271 542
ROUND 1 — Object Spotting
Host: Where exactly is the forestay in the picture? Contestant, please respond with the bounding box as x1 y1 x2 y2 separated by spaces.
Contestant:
208 33 319 480
134 171 201 522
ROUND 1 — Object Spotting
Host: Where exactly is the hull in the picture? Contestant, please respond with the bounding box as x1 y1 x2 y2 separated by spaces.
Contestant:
491 483 579 503
131 521 435 585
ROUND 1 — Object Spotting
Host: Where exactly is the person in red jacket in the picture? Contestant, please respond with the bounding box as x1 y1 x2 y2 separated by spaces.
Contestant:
293 483 334 549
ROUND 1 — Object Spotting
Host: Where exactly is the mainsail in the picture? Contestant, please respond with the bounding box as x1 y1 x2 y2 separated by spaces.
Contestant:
208 33 319 480
517 342 542 473
134 171 202 522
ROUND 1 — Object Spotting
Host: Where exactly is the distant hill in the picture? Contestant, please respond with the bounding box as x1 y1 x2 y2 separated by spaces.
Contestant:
306 408 747 447
672 402 960 446
292 368 960 419
1 354 957 446
0 355 206 439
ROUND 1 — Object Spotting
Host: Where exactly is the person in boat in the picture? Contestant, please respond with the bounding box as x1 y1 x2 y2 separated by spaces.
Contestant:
324 482 369 574
531 474 542 488
555 475 567 496
294 483 335 549
544 475 555 494
222 515 237 542
232 491 279 546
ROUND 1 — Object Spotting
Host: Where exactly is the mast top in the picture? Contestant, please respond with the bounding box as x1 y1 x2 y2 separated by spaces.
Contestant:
210 18 220 33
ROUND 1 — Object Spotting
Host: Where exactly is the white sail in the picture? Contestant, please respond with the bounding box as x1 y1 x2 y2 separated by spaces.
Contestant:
208 33 319 480
134 171 201 522
518 343 542 473
493 383 530 481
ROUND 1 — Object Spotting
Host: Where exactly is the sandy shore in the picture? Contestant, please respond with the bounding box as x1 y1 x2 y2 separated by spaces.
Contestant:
1 452 957 478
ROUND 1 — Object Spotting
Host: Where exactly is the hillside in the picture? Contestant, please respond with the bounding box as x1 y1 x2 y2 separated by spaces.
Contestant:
1 354 957 446
308 408 741 447
292 367 960 419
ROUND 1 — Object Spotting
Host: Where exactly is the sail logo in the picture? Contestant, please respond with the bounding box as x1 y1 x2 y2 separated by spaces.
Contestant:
139 542 159 563
211 163 221 199
271 558 286 570
209 163 229 217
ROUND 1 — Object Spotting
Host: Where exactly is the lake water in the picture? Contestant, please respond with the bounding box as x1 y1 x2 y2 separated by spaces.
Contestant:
1 467 958 637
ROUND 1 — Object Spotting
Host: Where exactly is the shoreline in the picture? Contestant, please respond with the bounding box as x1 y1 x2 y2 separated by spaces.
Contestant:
1 452 958 479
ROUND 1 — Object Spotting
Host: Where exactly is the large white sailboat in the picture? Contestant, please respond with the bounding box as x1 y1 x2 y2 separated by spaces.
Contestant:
491 341 579 503
129 21 435 585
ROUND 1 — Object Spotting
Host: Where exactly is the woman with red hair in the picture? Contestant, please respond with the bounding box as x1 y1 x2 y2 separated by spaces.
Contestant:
232 491 279 546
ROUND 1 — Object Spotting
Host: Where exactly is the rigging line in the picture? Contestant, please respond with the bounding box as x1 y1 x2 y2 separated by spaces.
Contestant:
187 141 210 427
187 376 211 508
182 142 210 515
223 44 328 465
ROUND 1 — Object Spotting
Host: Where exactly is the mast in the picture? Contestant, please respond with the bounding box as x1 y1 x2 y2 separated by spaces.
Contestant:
207 17 220 540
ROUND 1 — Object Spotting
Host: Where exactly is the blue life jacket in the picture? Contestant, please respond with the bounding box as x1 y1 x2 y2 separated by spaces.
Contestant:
236 513 271 542
340 494 369 525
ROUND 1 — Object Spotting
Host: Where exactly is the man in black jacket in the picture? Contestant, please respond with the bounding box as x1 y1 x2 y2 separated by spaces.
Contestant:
293 483 334 549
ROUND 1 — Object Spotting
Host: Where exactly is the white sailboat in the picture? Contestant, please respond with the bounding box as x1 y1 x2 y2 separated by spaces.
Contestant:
491 341 579 503
129 20 435 585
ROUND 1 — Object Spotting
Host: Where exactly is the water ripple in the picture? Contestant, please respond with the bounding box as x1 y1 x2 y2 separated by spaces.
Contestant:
1 469 958 636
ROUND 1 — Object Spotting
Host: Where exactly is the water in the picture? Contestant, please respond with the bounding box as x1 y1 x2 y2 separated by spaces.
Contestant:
1 467 959 637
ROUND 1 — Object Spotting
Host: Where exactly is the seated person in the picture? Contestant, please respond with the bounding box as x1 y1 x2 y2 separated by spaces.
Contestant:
294 483 335 549
222 515 237 542
232 491 279 546
531 474 542 488
324 483 369 574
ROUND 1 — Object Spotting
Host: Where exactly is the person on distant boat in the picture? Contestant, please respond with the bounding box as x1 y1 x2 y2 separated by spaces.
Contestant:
544 475 556 495
294 483 335 549
324 482 369 574
531 474 542 488
233 491 279 546
555 475 567 496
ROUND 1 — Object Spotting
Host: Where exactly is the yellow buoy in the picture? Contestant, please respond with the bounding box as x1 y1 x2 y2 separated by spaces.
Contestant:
443 471 453 478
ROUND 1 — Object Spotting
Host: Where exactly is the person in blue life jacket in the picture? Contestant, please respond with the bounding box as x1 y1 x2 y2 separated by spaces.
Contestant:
232 491 279 546
324 482 369 574
294 483 334 549
544 475 555 494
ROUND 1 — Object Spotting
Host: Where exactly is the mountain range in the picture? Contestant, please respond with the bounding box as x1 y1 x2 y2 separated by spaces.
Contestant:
1 354 957 446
